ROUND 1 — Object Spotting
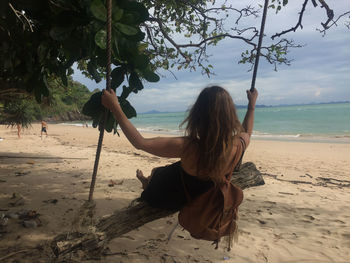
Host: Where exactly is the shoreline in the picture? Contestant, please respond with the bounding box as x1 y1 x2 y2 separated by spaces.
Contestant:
53 122 350 144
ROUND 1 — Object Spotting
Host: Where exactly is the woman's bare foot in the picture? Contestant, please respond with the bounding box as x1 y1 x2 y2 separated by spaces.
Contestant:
136 169 149 189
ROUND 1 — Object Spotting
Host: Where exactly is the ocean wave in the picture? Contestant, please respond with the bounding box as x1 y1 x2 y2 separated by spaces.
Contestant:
137 127 183 135
253 132 301 138
58 122 86 127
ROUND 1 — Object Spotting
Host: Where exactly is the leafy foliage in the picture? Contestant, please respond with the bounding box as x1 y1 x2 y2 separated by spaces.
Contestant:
0 99 39 128
1 0 159 132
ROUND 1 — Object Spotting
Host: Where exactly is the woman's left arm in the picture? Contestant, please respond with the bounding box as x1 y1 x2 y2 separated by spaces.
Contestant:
101 89 184 158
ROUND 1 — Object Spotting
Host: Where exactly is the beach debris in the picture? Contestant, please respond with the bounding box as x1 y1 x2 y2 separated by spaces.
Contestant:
3 209 42 228
43 199 58 204
1 214 9 238
0 214 8 226
305 173 313 178
7 213 19 219
300 189 315 192
304 215 315 221
278 192 294 195
0 179 6 183
257 219 267 225
316 177 350 188
23 220 38 228
223 256 230 260
15 171 30 176
8 193 25 207
18 210 38 219
108 179 123 187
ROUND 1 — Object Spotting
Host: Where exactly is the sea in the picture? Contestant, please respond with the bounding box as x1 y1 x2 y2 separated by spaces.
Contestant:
62 103 350 143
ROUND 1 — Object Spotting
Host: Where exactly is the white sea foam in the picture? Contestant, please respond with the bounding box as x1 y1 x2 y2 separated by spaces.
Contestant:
58 122 85 127
253 133 301 138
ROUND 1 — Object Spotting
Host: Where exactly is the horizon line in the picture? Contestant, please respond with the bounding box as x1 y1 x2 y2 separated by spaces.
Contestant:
139 101 350 114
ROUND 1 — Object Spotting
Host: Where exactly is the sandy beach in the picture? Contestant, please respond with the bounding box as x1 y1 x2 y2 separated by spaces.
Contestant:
0 123 349 262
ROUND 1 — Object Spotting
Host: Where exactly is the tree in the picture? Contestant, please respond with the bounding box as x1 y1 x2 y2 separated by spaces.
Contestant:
1 0 349 125
0 97 40 128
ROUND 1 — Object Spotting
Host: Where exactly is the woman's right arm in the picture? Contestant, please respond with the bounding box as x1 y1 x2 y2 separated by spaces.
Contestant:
240 88 258 148
101 89 185 158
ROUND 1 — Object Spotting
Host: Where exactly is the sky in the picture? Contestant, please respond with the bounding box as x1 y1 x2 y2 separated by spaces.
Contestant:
72 0 350 113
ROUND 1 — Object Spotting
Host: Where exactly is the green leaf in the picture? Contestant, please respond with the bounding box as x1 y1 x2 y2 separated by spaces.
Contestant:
143 69 160 82
49 26 73 41
111 66 126 88
90 0 107 22
120 99 137 119
113 6 124 21
105 111 116 133
132 54 149 69
120 85 132 100
87 60 102 83
124 30 145 42
283 0 288 6
127 2 149 23
129 72 143 91
95 29 107 49
114 23 138 36
82 91 103 117
92 112 103 128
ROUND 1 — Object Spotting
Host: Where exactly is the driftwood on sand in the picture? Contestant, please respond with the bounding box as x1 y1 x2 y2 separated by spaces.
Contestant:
50 162 265 259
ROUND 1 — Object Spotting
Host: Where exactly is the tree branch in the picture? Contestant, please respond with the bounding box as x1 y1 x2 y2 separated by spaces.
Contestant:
8 3 34 32
316 11 350 35
318 0 334 30
271 0 309 40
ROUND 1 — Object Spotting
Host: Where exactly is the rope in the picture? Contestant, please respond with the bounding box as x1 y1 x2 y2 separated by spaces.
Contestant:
250 0 269 92
88 0 113 202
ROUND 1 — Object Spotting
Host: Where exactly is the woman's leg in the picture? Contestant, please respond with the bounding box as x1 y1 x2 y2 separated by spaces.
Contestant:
136 166 164 189
136 169 150 190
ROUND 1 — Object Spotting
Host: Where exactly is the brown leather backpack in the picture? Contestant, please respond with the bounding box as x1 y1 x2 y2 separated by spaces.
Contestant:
178 138 245 251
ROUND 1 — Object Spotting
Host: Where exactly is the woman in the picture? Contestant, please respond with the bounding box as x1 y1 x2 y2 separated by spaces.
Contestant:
102 86 257 210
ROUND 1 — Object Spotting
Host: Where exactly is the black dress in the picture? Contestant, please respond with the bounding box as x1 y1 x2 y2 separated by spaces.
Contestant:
140 161 213 211
140 137 246 211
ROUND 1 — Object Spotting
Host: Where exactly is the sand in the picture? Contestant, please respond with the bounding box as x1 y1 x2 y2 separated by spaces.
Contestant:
0 123 349 262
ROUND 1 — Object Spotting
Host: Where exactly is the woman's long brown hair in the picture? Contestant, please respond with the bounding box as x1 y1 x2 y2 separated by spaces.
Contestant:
182 86 242 183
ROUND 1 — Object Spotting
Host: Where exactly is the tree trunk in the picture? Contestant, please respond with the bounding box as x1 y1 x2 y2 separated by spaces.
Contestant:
50 162 265 259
